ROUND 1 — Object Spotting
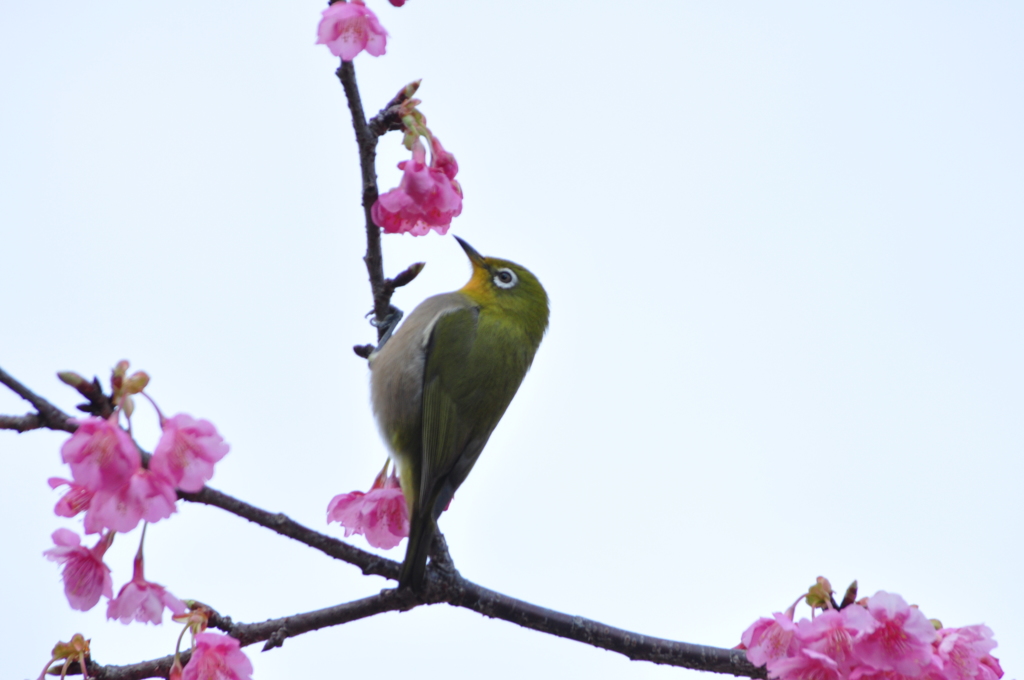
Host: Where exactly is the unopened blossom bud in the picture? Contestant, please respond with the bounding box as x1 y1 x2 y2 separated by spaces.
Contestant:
39 633 91 680
805 576 834 610
111 360 130 388
174 601 214 635
58 371 88 389
402 79 421 99
123 371 150 394
840 580 858 609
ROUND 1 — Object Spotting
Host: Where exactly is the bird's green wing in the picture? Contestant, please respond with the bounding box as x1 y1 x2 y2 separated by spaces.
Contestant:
419 305 479 514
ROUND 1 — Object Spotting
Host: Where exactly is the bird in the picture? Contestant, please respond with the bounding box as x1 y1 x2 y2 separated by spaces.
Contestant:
369 236 549 590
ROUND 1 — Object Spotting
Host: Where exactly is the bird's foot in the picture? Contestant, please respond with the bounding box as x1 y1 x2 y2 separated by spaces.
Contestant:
367 306 404 355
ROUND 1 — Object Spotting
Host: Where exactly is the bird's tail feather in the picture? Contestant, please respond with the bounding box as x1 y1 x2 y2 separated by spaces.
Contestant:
398 509 435 590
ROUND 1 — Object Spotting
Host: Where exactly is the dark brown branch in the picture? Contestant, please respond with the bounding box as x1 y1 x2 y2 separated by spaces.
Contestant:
179 486 400 580
0 411 45 432
0 365 77 433
446 579 761 677
367 80 419 138
336 64 426 353
233 590 413 651
336 61 389 337
57 548 762 679
59 592 413 679
180 488 764 678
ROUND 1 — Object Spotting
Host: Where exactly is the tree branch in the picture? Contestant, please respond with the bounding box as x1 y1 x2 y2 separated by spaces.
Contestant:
336 62 425 357
0 365 76 433
58 552 763 680
59 591 413 679
179 487 764 678
0 411 46 432
336 61 389 337
6 369 762 678
178 486 400 581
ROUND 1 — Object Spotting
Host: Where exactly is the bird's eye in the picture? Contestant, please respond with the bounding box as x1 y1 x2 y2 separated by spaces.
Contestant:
493 268 518 289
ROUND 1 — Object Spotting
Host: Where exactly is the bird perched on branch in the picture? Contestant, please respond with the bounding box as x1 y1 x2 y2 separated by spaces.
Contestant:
370 236 549 590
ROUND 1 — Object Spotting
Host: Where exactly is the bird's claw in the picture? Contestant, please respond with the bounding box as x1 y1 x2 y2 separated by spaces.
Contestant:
369 306 404 354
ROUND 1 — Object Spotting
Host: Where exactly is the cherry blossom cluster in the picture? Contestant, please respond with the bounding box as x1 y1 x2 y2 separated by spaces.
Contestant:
316 0 464 236
44 363 227 617
741 579 1003 680
327 459 409 549
39 612 253 680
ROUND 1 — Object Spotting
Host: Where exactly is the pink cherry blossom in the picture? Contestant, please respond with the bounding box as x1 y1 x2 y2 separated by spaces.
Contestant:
43 528 114 611
371 138 463 236
796 606 876 675
107 554 187 625
181 632 253 680
61 416 140 492
86 468 178 533
850 665 945 680
934 625 1000 680
853 591 938 677
316 0 387 62
48 477 94 518
743 612 801 668
772 648 843 680
327 472 409 549
150 414 230 492
977 655 1004 680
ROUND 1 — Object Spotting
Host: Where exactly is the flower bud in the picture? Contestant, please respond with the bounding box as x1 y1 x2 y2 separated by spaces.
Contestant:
111 360 130 394
840 580 858 608
123 371 150 395
402 79 421 99
58 371 88 388
50 633 90 661
805 576 834 610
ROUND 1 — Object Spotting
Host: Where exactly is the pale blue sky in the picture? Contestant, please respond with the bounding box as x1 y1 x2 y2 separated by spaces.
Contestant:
1 2 1021 679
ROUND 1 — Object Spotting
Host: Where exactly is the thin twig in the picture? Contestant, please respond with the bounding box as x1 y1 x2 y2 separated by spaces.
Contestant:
0 366 76 433
336 63 425 348
336 61 389 336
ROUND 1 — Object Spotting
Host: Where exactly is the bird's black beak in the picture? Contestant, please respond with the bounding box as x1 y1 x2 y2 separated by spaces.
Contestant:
454 236 488 268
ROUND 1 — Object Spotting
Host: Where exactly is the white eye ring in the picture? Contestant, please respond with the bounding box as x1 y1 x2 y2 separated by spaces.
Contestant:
493 268 518 289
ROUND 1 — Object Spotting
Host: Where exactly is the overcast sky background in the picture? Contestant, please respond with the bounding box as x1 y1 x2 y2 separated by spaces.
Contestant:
1 2 1021 679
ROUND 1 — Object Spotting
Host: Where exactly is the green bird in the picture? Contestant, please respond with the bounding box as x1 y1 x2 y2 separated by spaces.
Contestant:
370 236 549 590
